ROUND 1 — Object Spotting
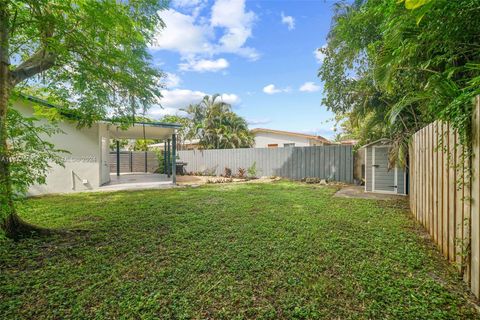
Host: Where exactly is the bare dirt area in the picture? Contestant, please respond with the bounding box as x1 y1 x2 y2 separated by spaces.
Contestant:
176 175 281 186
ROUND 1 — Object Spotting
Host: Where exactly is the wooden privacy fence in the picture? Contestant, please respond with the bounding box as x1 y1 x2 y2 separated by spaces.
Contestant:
109 151 160 173
178 145 354 183
409 96 480 297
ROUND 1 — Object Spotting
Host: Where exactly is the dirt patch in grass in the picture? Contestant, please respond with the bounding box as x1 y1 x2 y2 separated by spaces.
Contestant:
177 175 281 186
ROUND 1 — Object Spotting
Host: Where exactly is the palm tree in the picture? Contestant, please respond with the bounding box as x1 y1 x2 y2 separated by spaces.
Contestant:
182 94 254 149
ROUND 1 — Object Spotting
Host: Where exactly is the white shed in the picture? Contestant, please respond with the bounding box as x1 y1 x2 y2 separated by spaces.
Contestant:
361 139 407 195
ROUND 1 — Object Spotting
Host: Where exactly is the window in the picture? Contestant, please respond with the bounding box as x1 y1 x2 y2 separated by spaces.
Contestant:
284 143 295 147
267 144 278 148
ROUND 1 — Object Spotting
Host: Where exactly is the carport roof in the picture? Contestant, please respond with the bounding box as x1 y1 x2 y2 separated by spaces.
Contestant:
108 122 179 140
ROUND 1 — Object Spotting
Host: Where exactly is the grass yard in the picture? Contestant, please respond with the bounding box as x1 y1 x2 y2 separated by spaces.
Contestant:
0 181 478 319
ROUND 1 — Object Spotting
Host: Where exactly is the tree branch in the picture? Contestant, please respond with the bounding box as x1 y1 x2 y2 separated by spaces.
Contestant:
10 48 56 85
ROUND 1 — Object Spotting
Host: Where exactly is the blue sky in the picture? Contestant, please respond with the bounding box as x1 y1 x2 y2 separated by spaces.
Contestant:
148 0 337 138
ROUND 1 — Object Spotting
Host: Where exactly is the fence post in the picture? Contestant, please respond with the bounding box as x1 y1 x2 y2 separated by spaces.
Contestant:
130 151 133 172
471 96 480 296
164 140 167 174
167 139 171 178
144 150 148 173
116 140 120 176
172 134 177 184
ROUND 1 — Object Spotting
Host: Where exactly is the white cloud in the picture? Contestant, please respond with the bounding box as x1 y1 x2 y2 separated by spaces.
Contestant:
210 0 258 59
148 89 241 118
151 9 214 55
171 0 208 19
179 58 229 72
262 84 290 95
263 84 281 94
299 82 321 92
164 72 181 88
160 89 206 109
314 44 327 64
172 0 206 8
152 0 259 68
281 12 295 30
218 93 241 105
148 107 187 118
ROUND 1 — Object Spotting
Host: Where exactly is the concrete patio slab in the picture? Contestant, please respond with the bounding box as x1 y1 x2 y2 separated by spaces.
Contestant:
97 173 174 192
334 185 407 200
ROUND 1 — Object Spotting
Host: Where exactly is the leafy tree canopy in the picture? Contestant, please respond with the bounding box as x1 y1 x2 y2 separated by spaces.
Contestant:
319 0 480 162
0 0 167 238
7 0 166 125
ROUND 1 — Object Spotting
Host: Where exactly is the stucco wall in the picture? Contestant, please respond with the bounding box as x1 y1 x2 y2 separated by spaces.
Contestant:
253 132 321 148
13 100 102 195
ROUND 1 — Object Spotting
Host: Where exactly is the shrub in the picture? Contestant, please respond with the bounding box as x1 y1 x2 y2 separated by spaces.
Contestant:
237 168 246 179
207 178 233 184
155 151 165 174
304 177 321 184
224 167 232 178
247 162 257 178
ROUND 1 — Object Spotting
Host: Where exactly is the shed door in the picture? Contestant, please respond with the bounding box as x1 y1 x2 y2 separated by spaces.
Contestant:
373 147 396 193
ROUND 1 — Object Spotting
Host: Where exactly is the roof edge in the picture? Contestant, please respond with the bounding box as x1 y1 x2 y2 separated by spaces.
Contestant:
251 128 331 143
19 93 181 128
360 138 391 149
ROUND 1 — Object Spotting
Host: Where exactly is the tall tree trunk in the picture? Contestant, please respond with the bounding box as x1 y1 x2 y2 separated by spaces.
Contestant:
0 0 15 236
0 1 51 240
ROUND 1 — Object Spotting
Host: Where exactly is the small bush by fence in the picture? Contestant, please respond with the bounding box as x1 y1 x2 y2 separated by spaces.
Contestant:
178 145 354 183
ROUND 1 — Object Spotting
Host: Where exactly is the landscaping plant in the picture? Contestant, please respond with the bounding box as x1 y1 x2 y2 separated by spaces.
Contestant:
223 167 232 178
237 167 246 179
247 161 258 179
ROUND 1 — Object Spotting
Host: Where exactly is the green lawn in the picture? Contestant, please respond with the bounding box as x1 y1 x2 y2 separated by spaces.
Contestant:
0 181 478 319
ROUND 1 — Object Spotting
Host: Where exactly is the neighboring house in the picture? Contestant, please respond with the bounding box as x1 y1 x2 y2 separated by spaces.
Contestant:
12 95 180 196
338 139 359 146
251 128 331 148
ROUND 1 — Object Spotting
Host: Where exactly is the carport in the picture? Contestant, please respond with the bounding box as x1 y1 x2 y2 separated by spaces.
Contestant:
106 121 182 185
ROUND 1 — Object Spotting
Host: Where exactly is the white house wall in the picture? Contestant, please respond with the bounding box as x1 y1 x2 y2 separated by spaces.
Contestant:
14 100 102 196
254 132 321 148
